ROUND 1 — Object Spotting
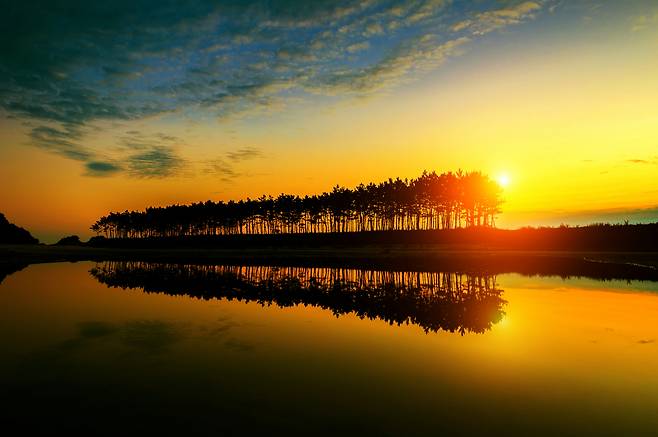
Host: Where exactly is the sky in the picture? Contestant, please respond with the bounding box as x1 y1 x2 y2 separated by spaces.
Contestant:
1 0 657 242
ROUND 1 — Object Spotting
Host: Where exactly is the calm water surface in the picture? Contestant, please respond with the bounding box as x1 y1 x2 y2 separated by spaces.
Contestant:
1 261 658 436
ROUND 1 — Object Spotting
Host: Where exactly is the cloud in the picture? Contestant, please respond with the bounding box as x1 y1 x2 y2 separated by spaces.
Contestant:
364 22 385 36
1 0 552 176
315 35 470 93
28 125 91 161
127 146 184 178
226 147 262 162
205 158 239 182
85 161 123 177
631 10 658 32
205 146 263 181
538 206 658 226
450 1 543 35
626 157 658 165
346 41 371 53
118 130 183 151
31 127 187 178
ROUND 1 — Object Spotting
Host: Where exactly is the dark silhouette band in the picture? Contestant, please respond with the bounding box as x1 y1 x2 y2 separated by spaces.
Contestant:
91 170 502 238
90 262 507 334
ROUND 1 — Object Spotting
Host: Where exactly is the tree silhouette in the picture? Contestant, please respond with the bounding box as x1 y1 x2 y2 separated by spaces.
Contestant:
91 170 503 238
91 262 507 335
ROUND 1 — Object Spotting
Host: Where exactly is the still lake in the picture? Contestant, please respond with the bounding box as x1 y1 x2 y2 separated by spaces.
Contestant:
1 261 658 435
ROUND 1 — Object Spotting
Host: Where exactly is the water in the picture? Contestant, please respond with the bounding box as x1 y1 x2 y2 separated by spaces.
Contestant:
1 261 658 436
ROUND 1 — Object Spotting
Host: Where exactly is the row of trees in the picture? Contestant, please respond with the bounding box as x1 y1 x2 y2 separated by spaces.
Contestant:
91 170 503 238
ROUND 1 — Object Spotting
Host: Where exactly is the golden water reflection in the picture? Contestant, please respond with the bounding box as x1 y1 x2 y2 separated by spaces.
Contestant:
0 262 657 435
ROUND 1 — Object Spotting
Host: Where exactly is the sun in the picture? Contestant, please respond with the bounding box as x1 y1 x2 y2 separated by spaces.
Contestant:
497 173 511 188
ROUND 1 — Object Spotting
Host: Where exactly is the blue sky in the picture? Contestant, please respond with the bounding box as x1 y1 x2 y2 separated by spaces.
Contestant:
1 0 562 176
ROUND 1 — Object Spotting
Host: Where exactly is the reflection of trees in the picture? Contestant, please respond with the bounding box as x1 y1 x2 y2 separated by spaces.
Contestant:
0 262 28 285
90 262 506 335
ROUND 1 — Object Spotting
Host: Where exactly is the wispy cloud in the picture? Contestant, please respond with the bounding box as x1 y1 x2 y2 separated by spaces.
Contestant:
127 146 185 178
206 146 263 181
85 161 122 177
1 0 554 177
631 9 658 32
450 1 543 36
626 156 658 165
226 146 262 162
205 158 239 182
28 125 91 161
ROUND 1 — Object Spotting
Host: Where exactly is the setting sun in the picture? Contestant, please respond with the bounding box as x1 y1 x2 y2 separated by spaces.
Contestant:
497 173 511 188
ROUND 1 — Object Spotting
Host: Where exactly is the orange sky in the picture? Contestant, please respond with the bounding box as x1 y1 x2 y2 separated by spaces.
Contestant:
1 1 657 242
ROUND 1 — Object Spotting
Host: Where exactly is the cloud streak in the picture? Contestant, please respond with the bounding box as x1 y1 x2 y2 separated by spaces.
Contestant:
450 1 543 35
127 146 184 178
85 161 123 177
205 146 263 181
226 147 262 162
626 157 658 165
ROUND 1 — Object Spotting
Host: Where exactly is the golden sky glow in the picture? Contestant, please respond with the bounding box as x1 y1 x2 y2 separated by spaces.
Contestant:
1 1 657 241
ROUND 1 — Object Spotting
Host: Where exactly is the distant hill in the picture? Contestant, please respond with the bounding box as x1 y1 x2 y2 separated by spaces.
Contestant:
54 235 83 246
0 213 39 244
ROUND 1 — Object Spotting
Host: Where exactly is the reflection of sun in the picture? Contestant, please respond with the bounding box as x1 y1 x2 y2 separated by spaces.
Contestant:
497 173 511 188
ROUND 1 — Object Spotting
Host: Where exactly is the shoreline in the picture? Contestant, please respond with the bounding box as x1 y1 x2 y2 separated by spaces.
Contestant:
2 244 657 282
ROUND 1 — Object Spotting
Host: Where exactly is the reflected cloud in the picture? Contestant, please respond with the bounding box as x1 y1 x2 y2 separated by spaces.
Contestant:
120 320 180 353
78 321 119 339
224 337 255 352
51 319 181 355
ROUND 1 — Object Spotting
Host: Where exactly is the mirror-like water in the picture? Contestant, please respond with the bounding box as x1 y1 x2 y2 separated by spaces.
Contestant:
91 262 506 334
1 261 657 435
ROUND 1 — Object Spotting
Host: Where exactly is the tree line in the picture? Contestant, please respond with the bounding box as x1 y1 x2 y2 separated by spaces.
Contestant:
91 170 503 238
